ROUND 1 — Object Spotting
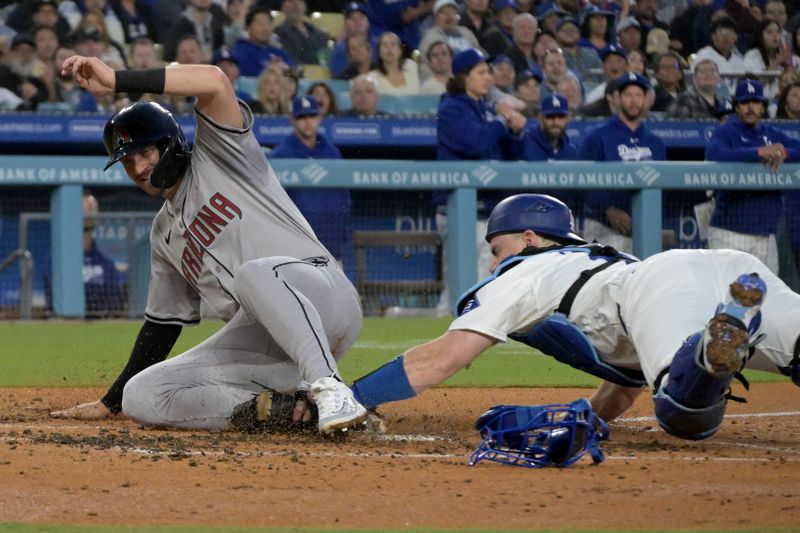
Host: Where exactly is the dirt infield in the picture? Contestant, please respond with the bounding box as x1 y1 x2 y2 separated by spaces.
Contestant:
1 384 799 530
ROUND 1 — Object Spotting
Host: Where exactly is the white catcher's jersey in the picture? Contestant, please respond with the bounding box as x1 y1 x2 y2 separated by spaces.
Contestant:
451 247 800 386
145 102 332 324
450 249 640 370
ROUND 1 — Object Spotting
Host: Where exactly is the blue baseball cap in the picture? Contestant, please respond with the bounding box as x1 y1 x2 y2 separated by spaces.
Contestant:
557 17 580 31
491 54 514 67
717 99 734 117
514 68 543 89
343 1 367 16
536 2 569 20
212 46 238 66
616 71 650 92
452 48 486 75
495 0 520 12
291 95 321 118
600 43 627 61
541 93 569 116
733 79 767 104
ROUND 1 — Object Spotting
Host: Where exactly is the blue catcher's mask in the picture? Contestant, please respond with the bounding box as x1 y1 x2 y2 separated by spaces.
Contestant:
469 398 609 468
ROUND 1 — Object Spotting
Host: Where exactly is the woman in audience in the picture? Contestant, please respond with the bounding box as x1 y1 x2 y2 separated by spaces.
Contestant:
368 31 419 95
72 10 127 69
767 67 799 116
337 34 372 81
249 67 290 114
579 6 615 55
307 81 340 116
744 19 800 98
627 48 648 75
775 81 800 119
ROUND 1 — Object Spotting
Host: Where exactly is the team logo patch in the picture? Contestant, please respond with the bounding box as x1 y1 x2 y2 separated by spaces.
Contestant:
113 127 132 149
525 200 553 213
460 296 480 315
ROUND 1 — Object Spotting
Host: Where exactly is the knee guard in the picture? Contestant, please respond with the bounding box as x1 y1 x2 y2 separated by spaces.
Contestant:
653 389 726 440
653 332 732 440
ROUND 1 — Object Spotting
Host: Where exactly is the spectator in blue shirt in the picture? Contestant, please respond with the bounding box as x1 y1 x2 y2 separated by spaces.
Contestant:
366 0 432 51
43 193 125 317
330 2 376 79
270 95 351 262
517 93 577 161
578 72 666 254
437 48 526 160
516 93 580 212
434 48 527 314
705 79 800 274
231 7 295 77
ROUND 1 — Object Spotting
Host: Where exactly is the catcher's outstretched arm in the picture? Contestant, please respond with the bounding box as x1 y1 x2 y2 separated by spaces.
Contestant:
589 379 644 422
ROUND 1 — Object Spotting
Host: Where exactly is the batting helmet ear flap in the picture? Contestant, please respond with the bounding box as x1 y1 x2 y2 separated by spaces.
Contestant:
149 129 190 189
102 101 191 188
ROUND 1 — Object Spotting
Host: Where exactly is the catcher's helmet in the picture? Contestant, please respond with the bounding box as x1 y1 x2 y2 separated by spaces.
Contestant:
469 398 609 468
485 193 585 243
102 101 191 189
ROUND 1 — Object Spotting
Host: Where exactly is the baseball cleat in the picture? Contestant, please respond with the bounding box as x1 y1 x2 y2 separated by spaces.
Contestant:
703 273 766 376
311 376 368 437
352 409 389 434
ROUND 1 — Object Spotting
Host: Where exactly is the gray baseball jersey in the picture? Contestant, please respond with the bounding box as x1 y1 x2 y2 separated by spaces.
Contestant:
145 101 332 324
121 102 363 430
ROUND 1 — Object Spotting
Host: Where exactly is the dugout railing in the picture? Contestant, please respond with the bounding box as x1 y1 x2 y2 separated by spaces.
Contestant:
1 156 799 318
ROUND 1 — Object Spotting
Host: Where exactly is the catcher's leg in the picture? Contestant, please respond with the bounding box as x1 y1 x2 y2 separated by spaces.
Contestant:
653 273 766 440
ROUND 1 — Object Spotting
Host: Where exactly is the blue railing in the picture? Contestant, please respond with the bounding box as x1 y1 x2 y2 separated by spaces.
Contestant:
1 113 798 149
2 156 798 317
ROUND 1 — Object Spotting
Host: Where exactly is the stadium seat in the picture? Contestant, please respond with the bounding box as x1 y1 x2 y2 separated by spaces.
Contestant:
237 76 259 98
378 94 440 115
268 11 343 37
310 12 344 37
301 64 331 80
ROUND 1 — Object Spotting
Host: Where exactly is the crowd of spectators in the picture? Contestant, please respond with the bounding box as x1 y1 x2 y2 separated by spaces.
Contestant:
1 0 800 120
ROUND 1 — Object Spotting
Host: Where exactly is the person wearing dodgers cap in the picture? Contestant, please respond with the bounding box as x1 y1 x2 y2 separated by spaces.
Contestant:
270 94 351 261
519 91 582 227
576 69 665 254
704 78 800 274
514 92 580 210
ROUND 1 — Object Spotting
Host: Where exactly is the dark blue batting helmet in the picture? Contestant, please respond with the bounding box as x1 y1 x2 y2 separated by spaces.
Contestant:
469 398 609 468
103 101 191 189
485 193 585 243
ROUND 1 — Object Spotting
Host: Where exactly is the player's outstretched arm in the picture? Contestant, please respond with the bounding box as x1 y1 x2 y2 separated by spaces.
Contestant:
50 321 182 420
351 329 496 410
404 329 497 393
61 55 241 129
51 400 112 420
589 379 644 422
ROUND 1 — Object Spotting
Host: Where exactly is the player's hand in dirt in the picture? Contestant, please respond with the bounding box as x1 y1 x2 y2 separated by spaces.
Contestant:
51 400 112 420
292 399 313 424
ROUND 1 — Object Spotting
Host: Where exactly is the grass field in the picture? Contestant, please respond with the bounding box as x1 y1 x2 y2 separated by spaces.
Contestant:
0 318 784 388
1 319 793 533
